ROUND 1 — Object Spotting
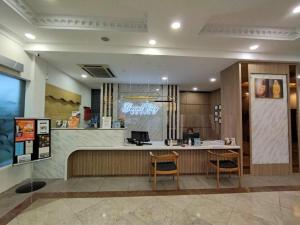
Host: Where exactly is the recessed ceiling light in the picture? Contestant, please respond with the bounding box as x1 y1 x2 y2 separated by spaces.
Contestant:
24 33 36 40
249 44 259 50
171 21 181 30
81 74 87 78
161 76 168 81
210 78 217 82
149 39 157 45
192 87 198 91
156 88 160 91
292 5 300 14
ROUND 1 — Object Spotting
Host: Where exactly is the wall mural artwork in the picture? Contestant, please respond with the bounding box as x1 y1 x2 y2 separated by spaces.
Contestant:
255 78 284 99
0 73 25 168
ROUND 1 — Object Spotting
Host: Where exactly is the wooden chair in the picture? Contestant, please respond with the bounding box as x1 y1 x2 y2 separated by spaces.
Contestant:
206 150 241 188
149 151 179 190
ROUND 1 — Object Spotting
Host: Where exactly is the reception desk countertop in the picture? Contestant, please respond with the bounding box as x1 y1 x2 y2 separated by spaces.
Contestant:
33 128 240 180
51 128 126 130
77 142 240 151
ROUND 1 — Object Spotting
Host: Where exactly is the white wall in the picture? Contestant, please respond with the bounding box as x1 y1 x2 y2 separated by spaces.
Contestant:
38 58 91 127
0 33 34 193
0 33 91 193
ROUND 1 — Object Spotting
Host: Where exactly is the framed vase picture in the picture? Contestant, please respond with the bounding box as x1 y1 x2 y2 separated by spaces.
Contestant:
214 104 222 123
255 78 283 99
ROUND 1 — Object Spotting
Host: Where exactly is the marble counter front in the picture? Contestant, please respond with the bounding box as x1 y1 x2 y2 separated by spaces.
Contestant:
33 128 126 179
33 128 239 180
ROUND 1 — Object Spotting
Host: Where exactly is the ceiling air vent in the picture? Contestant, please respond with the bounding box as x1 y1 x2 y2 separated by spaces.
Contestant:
79 64 116 78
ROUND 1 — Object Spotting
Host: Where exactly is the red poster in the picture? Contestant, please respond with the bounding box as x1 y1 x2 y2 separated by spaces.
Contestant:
15 119 35 142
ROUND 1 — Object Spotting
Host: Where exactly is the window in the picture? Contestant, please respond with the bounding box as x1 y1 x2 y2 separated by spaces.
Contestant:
0 73 25 167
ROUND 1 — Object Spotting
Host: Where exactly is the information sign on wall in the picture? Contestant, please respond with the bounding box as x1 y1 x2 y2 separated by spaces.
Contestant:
121 102 159 116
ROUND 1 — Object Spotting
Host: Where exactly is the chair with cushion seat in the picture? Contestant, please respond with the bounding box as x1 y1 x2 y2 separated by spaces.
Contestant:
206 150 241 188
149 151 179 190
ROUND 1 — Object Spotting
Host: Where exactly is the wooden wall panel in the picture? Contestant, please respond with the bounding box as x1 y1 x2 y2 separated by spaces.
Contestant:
297 64 300 172
251 164 290 176
209 89 221 139
45 97 79 127
180 91 221 140
220 63 242 144
45 83 81 127
248 63 289 75
46 83 81 104
241 63 250 174
68 149 218 177
220 63 243 174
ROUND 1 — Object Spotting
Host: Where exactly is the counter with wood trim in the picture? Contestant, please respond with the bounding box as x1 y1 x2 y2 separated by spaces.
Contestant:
67 143 240 179
32 128 240 180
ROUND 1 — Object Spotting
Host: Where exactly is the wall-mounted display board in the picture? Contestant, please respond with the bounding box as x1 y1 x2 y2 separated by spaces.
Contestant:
13 118 51 165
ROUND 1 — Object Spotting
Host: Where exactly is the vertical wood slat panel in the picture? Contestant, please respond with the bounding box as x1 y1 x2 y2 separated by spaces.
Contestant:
168 85 171 139
103 83 106 117
101 83 114 119
173 86 176 139
108 83 111 117
68 149 216 177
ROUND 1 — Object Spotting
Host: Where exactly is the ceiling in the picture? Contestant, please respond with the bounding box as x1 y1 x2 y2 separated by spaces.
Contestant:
0 0 300 90
40 52 235 91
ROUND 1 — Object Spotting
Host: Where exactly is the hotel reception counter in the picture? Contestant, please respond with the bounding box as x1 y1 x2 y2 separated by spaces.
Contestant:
32 128 240 180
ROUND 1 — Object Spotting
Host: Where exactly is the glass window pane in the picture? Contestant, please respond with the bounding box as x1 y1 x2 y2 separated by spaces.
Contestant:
0 73 25 167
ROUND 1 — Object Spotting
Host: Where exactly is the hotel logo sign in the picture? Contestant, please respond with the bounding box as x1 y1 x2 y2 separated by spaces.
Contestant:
121 102 159 116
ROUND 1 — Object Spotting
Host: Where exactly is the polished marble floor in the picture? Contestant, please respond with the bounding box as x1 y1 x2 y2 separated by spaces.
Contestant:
1 174 300 225
37 173 300 192
7 191 300 225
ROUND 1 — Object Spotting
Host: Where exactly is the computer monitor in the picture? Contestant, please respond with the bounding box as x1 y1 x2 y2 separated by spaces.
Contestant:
131 131 150 145
183 132 200 145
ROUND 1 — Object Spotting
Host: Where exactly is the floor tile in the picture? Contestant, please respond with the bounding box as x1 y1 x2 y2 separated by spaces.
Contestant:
228 210 275 225
183 196 233 225
2 174 300 225
6 191 300 225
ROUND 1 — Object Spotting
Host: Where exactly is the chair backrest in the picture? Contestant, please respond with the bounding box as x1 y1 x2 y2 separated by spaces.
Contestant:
150 151 179 163
207 150 239 160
